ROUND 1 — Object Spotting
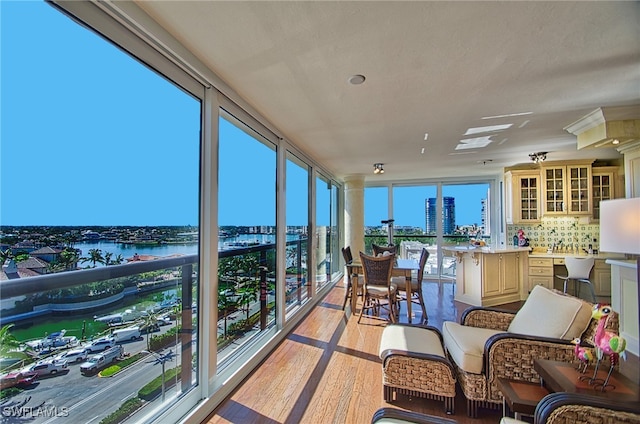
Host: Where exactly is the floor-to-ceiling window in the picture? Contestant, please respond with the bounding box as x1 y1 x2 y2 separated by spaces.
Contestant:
315 174 332 291
217 112 277 365
285 152 310 311
364 186 389 254
1 1 202 422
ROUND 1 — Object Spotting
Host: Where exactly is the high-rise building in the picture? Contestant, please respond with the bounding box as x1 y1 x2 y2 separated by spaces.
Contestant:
425 197 455 235
481 187 490 236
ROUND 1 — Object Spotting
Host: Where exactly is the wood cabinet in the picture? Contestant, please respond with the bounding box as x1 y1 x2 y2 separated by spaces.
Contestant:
452 249 525 307
505 161 622 221
527 257 554 292
541 162 593 215
591 167 617 221
505 170 540 224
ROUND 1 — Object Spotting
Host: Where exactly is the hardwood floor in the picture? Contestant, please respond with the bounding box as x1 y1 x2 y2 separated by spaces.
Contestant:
204 278 638 424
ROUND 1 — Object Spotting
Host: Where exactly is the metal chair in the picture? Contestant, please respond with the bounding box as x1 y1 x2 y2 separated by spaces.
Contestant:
358 252 397 323
556 257 596 302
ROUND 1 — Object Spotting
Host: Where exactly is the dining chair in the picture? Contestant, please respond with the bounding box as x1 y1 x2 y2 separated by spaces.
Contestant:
372 243 397 256
358 252 398 323
556 257 596 302
395 247 429 321
341 246 363 310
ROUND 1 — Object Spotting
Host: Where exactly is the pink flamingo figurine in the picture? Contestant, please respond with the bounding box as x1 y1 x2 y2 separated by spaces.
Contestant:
590 304 627 390
571 337 594 375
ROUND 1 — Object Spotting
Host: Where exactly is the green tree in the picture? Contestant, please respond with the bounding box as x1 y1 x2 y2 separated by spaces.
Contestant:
0 324 26 360
81 248 105 268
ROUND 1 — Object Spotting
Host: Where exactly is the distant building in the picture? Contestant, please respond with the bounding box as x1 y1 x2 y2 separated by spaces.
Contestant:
425 197 455 235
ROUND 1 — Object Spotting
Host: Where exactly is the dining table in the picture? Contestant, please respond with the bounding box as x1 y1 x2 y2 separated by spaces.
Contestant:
346 258 420 322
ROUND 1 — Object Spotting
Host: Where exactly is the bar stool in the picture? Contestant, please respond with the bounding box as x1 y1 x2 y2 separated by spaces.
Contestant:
556 257 596 302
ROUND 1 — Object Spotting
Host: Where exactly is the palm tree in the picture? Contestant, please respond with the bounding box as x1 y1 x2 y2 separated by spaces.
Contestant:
81 248 105 268
0 324 26 360
0 248 12 266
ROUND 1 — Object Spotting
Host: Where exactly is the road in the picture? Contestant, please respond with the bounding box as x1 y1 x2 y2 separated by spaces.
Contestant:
0 326 179 424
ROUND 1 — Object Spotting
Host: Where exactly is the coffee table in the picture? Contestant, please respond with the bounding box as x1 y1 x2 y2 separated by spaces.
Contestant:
533 359 640 402
497 377 550 420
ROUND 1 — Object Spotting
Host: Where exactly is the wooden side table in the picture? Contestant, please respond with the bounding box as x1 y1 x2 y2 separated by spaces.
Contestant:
497 377 550 420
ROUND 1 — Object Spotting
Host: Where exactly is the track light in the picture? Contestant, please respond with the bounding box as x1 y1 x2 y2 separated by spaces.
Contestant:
373 163 384 174
529 152 547 163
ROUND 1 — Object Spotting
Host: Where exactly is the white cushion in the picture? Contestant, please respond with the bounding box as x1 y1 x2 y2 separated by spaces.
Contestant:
442 321 502 374
500 418 526 424
379 325 444 358
507 285 592 340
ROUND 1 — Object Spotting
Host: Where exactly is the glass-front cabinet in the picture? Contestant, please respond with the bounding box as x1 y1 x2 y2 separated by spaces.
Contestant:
541 161 593 215
505 170 540 224
592 167 616 221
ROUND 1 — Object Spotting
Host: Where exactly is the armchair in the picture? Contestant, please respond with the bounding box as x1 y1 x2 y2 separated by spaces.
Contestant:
500 392 640 424
442 285 619 417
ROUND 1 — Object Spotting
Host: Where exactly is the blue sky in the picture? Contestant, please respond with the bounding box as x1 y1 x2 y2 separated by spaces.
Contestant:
1 1 486 229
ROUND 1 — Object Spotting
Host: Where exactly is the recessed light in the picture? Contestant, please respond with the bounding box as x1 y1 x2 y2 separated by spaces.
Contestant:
421 147 425 154
612 139 620 145
348 74 366 85
424 133 429 141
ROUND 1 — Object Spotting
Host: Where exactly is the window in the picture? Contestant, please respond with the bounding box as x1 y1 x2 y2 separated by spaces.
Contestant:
1 1 201 422
217 112 277 365
286 152 310 312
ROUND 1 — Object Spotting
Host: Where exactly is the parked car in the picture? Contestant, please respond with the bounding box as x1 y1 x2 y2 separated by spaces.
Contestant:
24 359 68 376
80 345 124 375
84 337 116 353
55 348 88 364
0 371 38 389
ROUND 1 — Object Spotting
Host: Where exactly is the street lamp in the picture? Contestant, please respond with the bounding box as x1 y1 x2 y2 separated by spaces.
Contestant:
142 350 174 402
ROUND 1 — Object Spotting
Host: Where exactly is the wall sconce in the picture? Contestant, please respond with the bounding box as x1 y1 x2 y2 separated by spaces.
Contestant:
373 163 384 174
529 152 548 163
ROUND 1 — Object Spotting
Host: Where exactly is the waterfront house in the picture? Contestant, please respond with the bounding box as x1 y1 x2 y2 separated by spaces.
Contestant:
2 2 639 424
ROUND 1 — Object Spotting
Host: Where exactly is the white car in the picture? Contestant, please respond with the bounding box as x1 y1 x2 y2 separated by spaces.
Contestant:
84 337 116 353
55 348 88 364
24 359 68 376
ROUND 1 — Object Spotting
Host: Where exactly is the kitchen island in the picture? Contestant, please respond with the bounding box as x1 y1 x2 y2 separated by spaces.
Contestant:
443 246 530 307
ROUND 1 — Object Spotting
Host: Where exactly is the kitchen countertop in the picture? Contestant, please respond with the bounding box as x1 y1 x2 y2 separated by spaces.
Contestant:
528 250 626 259
442 246 531 254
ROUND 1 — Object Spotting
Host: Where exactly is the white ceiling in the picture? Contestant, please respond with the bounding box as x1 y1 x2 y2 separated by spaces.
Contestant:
135 1 640 183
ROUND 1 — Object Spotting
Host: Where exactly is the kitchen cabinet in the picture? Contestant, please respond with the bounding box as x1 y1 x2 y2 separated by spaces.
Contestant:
527 257 554 291
447 247 526 307
541 162 593 216
591 166 619 221
504 170 541 224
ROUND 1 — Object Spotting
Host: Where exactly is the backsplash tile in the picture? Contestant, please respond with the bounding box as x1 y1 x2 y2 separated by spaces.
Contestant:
507 216 600 251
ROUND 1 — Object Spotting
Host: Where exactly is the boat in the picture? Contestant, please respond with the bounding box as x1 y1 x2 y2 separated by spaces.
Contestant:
24 330 78 350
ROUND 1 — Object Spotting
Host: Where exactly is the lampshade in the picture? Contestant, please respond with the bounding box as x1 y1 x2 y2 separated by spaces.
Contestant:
599 197 640 254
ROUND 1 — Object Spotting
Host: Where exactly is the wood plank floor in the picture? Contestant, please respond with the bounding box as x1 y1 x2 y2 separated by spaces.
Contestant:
204 278 638 424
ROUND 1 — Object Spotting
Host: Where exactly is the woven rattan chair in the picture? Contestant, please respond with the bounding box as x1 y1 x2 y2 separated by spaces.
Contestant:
372 407 458 424
341 246 363 310
395 247 429 321
442 287 619 418
500 392 640 424
372 243 397 256
358 252 398 323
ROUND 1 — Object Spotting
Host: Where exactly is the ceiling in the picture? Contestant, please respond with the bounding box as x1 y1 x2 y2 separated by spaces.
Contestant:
135 1 640 183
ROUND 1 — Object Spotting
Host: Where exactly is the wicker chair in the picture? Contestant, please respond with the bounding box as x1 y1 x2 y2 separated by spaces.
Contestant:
442 286 619 417
372 243 397 256
372 407 458 424
358 252 398 323
341 246 363 310
394 247 429 321
500 392 640 424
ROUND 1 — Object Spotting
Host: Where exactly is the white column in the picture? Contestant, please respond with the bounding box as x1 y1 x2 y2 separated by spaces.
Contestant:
344 175 365 257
